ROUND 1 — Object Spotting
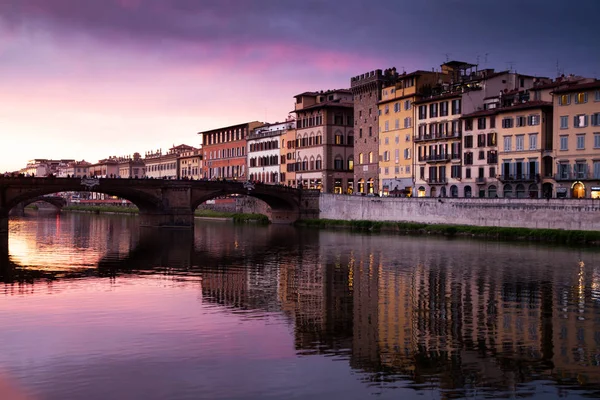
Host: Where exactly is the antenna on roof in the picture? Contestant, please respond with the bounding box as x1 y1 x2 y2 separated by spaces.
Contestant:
443 53 451 62
507 61 514 72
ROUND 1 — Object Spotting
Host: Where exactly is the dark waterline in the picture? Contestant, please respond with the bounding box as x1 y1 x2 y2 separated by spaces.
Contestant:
2 211 600 399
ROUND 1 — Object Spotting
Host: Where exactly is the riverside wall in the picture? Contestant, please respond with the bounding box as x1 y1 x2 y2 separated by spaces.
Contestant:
319 194 600 231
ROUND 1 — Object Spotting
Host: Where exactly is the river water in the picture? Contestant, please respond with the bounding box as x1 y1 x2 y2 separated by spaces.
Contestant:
2 211 600 399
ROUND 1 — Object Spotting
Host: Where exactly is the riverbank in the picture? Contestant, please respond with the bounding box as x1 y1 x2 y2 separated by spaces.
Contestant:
62 205 269 223
295 218 600 245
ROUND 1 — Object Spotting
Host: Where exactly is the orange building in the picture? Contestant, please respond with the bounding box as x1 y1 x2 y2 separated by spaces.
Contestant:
199 121 263 180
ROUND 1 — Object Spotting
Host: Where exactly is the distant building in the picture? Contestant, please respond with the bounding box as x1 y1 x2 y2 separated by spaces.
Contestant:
22 159 75 177
199 121 263 180
89 157 119 178
178 147 203 180
57 160 92 178
247 120 294 184
144 144 195 179
293 89 354 193
117 152 146 178
280 120 298 187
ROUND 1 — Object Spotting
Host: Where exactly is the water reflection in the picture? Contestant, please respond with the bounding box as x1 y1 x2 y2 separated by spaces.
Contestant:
2 212 600 398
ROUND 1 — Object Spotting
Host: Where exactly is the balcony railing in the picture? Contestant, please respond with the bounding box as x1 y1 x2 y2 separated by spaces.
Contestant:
554 172 592 181
418 154 451 163
475 177 487 184
426 178 448 184
414 132 462 142
498 173 539 182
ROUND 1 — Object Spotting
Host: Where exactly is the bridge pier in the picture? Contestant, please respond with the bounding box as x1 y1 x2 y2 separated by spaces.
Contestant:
0 215 7 236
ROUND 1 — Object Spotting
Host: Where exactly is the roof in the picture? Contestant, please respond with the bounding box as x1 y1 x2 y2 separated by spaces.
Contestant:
293 89 352 98
198 121 263 135
293 99 354 112
552 80 600 94
413 91 461 104
442 60 476 68
495 100 552 113
461 109 499 119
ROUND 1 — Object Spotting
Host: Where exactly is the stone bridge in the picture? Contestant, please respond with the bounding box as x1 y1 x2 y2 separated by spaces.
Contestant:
0 177 320 235
8 195 67 216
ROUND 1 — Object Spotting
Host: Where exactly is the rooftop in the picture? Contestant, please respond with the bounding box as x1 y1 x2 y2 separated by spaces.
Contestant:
552 80 600 94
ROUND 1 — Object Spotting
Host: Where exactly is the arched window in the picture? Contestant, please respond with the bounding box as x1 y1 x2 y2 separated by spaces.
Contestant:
348 157 354 171
359 153 364 164
503 184 513 198
464 185 472 198
334 156 343 170
309 156 315 171
368 152 373 164
302 157 308 171
316 156 323 170
450 185 458 198
440 187 447 197
358 179 365 193
367 178 374 194
488 185 497 198
516 184 525 198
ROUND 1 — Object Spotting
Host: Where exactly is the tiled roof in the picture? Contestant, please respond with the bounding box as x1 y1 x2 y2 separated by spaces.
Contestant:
495 100 552 113
413 91 461 104
293 99 353 112
552 80 600 94
461 109 499 118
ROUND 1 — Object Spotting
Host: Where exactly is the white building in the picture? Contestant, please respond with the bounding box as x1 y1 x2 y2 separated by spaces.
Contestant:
248 121 294 184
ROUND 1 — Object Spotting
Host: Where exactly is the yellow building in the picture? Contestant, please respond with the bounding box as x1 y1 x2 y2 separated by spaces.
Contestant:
551 80 600 198
378 71 441 197
497 101 553 198
178 147 203 180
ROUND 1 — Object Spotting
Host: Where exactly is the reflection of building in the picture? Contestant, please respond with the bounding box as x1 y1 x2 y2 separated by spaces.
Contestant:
551 80 600 198
201 267 248 309
199 121 264 180
292 89 354 193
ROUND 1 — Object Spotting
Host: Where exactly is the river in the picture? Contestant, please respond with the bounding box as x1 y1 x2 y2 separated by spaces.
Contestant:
1 211 600 399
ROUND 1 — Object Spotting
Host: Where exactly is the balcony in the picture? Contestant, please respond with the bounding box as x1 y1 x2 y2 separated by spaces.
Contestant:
418 154 451 163
554 172 592 181
475 177 487 184
414 132 462 142
426 178 448 185
498 173 539 182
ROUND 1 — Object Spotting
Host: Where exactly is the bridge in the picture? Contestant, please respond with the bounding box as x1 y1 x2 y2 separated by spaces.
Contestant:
0 177 320 235
8 195 67 216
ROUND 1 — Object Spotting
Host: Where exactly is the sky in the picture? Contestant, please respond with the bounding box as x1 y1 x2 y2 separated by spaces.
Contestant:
0 0 598 172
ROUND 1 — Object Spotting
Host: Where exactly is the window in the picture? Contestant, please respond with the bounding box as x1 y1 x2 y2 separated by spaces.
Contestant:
477 117 486 130
574 114 588 128
395 149 399 164
477 134 486 147
384 121 389 131
404 148 411 159
560 136 568 151
404 100 411 110
487 131 497 146
384 167 389 175
465 168 471 179
528 114 540 126
395 119 399 129
384 137 389 145
560 116 568 129
592 113 600 126
596 90 600 102
405 134 410 142
502 118 514 128
529 134 538 150
383 151 390 161
516 116 526 127
490 116 496 129
418 105 427 120
359 128 363 138
464 152 473 165
504 136 512 152
464 135 473 148
335 134 343 144
577 134 585 150
368 152 373 163
359 153 364 164
559 94 571 105
384 104 389 114
595 133 600 149
575 92 588 104
451 165 461 178
430 103 438 118
516 135 524 151
440 101 448 117
334 158 343 170
464 119 473 131
394 102 400 112
451 99 461 115
395 135 399 144
369 126 372 136
478 150 485 160
404 117 412 128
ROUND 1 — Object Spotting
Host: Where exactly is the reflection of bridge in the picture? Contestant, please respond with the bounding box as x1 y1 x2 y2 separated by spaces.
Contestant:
0 177 320 234
8 195 66 216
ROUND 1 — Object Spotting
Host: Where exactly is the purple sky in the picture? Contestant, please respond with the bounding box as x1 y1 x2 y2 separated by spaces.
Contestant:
1 0 598 172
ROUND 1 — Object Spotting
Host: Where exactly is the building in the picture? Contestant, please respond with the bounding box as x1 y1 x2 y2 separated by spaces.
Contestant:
178 147 203 180
247 120 294 184
199 121 263 180
281 120 297 187
379 70 448 197
351 69 397 194
22 159 75 177
551 80 600 198
144 144 195 179
89 157 119 178
57 160 92 178
496 101 553 198
293 89 354 193
117 153 146 179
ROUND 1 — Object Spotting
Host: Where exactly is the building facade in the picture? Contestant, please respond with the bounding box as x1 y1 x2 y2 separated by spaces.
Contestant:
551 80 600 198
145 145 195 179
280 121 297 187
378 70 442 197
351 69 397 194
293 89 354 193
247 121 293 184
56 160 91 178
89 157 119 178
117 153 146 179
178 147 203 180
200 121 263 180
